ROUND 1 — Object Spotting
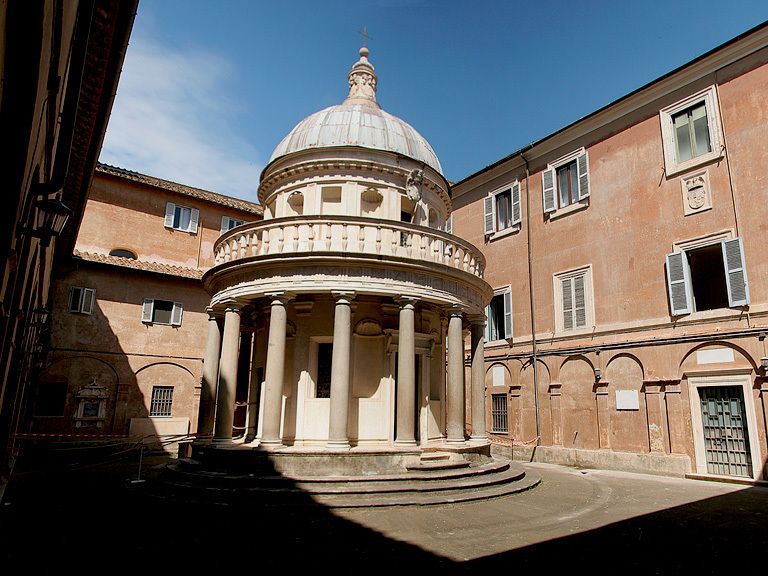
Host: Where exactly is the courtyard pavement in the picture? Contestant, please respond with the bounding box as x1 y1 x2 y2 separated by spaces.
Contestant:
1 449 766 574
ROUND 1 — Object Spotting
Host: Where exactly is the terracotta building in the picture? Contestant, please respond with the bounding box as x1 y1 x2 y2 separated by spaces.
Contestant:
452 22 768 482
0 0 137 497
29 165 261 442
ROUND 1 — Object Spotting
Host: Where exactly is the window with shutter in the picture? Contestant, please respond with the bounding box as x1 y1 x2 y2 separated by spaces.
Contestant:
666 235 749 315
444 214 452 234
165 202 199 233
486 288 512 342
554 266 593 333
81 289 95 315
483 196 494 235
485 182 522 238
722 238 749 307
561 278 574 330
68 287 83 313
164 203 176 228
543 148 590 216
542 169 556 214
511 182 521 225
171 302 184 326
142 299 154 323
68 286 95 314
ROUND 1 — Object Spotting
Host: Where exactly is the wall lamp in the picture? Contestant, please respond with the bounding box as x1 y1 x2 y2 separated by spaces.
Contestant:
761 357 768 373
30 306 51 328
594 367 602 382
20 198 72 246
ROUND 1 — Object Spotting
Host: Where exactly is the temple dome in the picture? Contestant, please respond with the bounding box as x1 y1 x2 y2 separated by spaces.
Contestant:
268 47 443 175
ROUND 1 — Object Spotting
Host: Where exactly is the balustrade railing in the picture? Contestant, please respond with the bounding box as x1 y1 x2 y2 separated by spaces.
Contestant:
213 216 485 278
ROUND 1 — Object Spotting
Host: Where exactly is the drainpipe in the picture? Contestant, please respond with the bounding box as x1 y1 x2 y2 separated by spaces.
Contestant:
522 148 541 449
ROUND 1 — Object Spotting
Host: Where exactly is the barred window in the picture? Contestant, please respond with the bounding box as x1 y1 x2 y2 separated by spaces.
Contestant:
149 386 173 417
491 394 508 434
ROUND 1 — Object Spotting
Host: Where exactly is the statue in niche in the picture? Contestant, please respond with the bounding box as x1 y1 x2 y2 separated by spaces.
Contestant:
405 169 424 203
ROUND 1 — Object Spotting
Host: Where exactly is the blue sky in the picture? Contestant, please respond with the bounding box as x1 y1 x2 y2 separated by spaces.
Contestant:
99 0 768 199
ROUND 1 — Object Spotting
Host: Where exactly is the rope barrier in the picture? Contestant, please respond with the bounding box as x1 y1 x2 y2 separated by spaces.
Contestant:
488 433 540 447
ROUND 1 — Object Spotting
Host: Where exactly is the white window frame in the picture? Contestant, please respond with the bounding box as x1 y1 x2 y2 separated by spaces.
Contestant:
220 216 245 234
68 286 95 315
553 265 594 334
142 299 183 326
666 231 749 316
164 202 199 233
659 85 724 177
444 214 452 234
542 148 590 219
485 286 512 344
484 181 521 239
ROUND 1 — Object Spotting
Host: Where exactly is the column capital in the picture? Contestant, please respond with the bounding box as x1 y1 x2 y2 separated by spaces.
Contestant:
395 295 418 309
331 290 356 305
446 306 466 319
206 306 219 319
221 299 243 314
265 291 295 305
467 314 486 326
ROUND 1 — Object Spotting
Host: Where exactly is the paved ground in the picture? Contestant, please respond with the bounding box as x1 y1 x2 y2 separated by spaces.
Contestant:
1 447 766 574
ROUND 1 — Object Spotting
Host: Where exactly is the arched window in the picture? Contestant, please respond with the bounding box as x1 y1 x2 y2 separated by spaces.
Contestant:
109 248 137 260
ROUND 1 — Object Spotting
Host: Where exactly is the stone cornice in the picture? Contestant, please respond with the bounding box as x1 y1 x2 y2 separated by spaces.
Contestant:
453 23 768 195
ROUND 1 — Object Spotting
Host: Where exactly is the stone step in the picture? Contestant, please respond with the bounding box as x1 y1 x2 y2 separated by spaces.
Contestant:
138 466 541 508
405 460 469 472
310 470 542 508
419 452 451 462
166 457 510 486
152 461 524 498
294 466 526 496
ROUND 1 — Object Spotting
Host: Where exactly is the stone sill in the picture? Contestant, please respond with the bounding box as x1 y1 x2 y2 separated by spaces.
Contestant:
685 472 767 486
547 198 589 221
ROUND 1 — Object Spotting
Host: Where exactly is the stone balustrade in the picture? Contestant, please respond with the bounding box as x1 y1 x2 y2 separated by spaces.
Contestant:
213 216 486 278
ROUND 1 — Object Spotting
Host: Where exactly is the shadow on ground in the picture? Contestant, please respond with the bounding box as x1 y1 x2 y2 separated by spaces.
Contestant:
1 444 766 575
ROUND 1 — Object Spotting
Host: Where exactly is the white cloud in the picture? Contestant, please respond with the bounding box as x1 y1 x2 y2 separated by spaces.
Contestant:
100 37 263 201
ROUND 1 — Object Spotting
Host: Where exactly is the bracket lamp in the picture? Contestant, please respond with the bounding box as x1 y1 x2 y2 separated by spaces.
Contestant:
19 198 72 246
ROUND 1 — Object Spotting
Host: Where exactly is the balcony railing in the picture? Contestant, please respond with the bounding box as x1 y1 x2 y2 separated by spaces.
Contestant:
213 215 485 278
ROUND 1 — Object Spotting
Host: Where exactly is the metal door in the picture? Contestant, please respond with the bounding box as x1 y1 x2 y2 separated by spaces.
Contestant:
699 386 753 477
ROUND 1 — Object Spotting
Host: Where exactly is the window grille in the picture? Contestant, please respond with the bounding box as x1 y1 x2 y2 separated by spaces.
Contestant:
150 386 174 417
491 394 508 434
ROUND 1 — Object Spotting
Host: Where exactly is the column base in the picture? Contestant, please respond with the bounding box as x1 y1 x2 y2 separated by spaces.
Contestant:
394 439 418 448
446 437 467 444
259 439 285 451
326 440 351 451
211 437 233 445
469 435 491 446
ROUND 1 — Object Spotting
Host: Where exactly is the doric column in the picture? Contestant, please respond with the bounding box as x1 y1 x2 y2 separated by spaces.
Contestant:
245 311 261 442
197 307 222 439
260 292 293 447
446 309 466 443
213 303 241 443
396 297 417 446
469 315 487 442
327 292 354 449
